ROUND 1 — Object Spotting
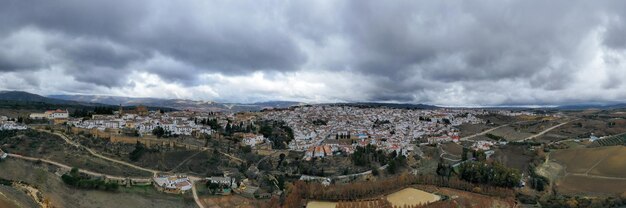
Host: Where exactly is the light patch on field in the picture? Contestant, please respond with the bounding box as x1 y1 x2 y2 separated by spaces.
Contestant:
306 201 337 208
386 188 441 207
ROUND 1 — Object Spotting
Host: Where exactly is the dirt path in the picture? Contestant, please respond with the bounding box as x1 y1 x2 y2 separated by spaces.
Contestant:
520 119 578 142
33 130 207 208
44 130 160 176
7 153 150 181
12 182 49 208
568 173 626 180
191 181 204 208
437 144 461 162
460 124 510 141
168 149 208 173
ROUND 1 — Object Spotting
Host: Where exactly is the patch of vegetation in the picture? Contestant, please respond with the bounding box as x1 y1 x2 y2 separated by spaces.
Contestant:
457 161 521 188
485 133 504 141
385 151 407 174
351 144 388 166
540 194 625 208
259 120 294 149
528 165 548 191
311 119 327 126
129 142 158 161
61 167 119 191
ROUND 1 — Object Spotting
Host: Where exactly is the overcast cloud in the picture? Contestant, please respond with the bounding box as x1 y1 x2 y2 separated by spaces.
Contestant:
1 0 626 105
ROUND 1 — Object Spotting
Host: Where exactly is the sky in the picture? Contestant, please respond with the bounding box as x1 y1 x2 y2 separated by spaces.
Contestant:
1 0 626 106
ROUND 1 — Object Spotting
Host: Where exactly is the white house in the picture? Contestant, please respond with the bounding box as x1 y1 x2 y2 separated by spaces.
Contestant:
30 109 69 119
242 134 266 147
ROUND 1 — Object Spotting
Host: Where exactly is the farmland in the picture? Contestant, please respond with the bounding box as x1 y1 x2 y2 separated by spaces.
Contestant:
549 146 626 195
592 134 626 147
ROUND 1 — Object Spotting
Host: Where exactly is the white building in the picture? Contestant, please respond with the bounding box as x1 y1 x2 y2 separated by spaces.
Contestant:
153 175 193 194
0 149 7 160
242 134 266 147
30 109 69 119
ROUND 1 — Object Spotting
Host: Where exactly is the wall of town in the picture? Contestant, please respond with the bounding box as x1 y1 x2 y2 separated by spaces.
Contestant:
69 127 204 150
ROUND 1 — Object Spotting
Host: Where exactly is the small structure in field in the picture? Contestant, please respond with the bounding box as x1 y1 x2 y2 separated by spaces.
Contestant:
153 175 193 194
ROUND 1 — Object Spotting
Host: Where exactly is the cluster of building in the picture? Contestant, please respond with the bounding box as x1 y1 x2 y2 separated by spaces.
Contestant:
0 116 27 130
67 108 216 137
262 106 487 159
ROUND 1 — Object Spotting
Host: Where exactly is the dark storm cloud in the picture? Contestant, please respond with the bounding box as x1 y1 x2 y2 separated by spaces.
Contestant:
1 0 626 104
0 0 306 87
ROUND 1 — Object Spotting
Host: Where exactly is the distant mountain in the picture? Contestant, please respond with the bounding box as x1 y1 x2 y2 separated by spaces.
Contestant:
48 94 304 112
0 91 100 106
557 103 626 110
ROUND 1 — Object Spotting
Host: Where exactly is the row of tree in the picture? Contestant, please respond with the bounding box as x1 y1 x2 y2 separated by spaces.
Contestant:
283 173 516 207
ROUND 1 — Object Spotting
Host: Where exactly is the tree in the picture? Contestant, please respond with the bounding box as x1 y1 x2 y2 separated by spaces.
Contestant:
242 145 252 153
457 161 521 188
152 126 165 138
129 141 146 161
372 167 379 176
462 147 468 161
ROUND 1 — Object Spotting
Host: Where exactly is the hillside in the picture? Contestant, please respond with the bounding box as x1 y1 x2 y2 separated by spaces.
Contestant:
0 91 91 105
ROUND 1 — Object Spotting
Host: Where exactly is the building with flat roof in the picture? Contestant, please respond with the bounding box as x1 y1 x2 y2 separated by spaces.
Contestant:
153 175 193 194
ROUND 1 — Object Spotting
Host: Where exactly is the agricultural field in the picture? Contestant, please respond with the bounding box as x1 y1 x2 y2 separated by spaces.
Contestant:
441 142 463 156
557 175 626 195
591 135 626 147
549 146 626 195
415 185 515 208
484 125 533 141
492 145 534 171
536 116 626 143
458 123 493 137
199 194 261 208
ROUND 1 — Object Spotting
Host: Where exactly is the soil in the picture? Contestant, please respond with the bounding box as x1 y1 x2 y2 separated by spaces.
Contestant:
386 188 440 207
0 185 39 208
201 195 261 208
